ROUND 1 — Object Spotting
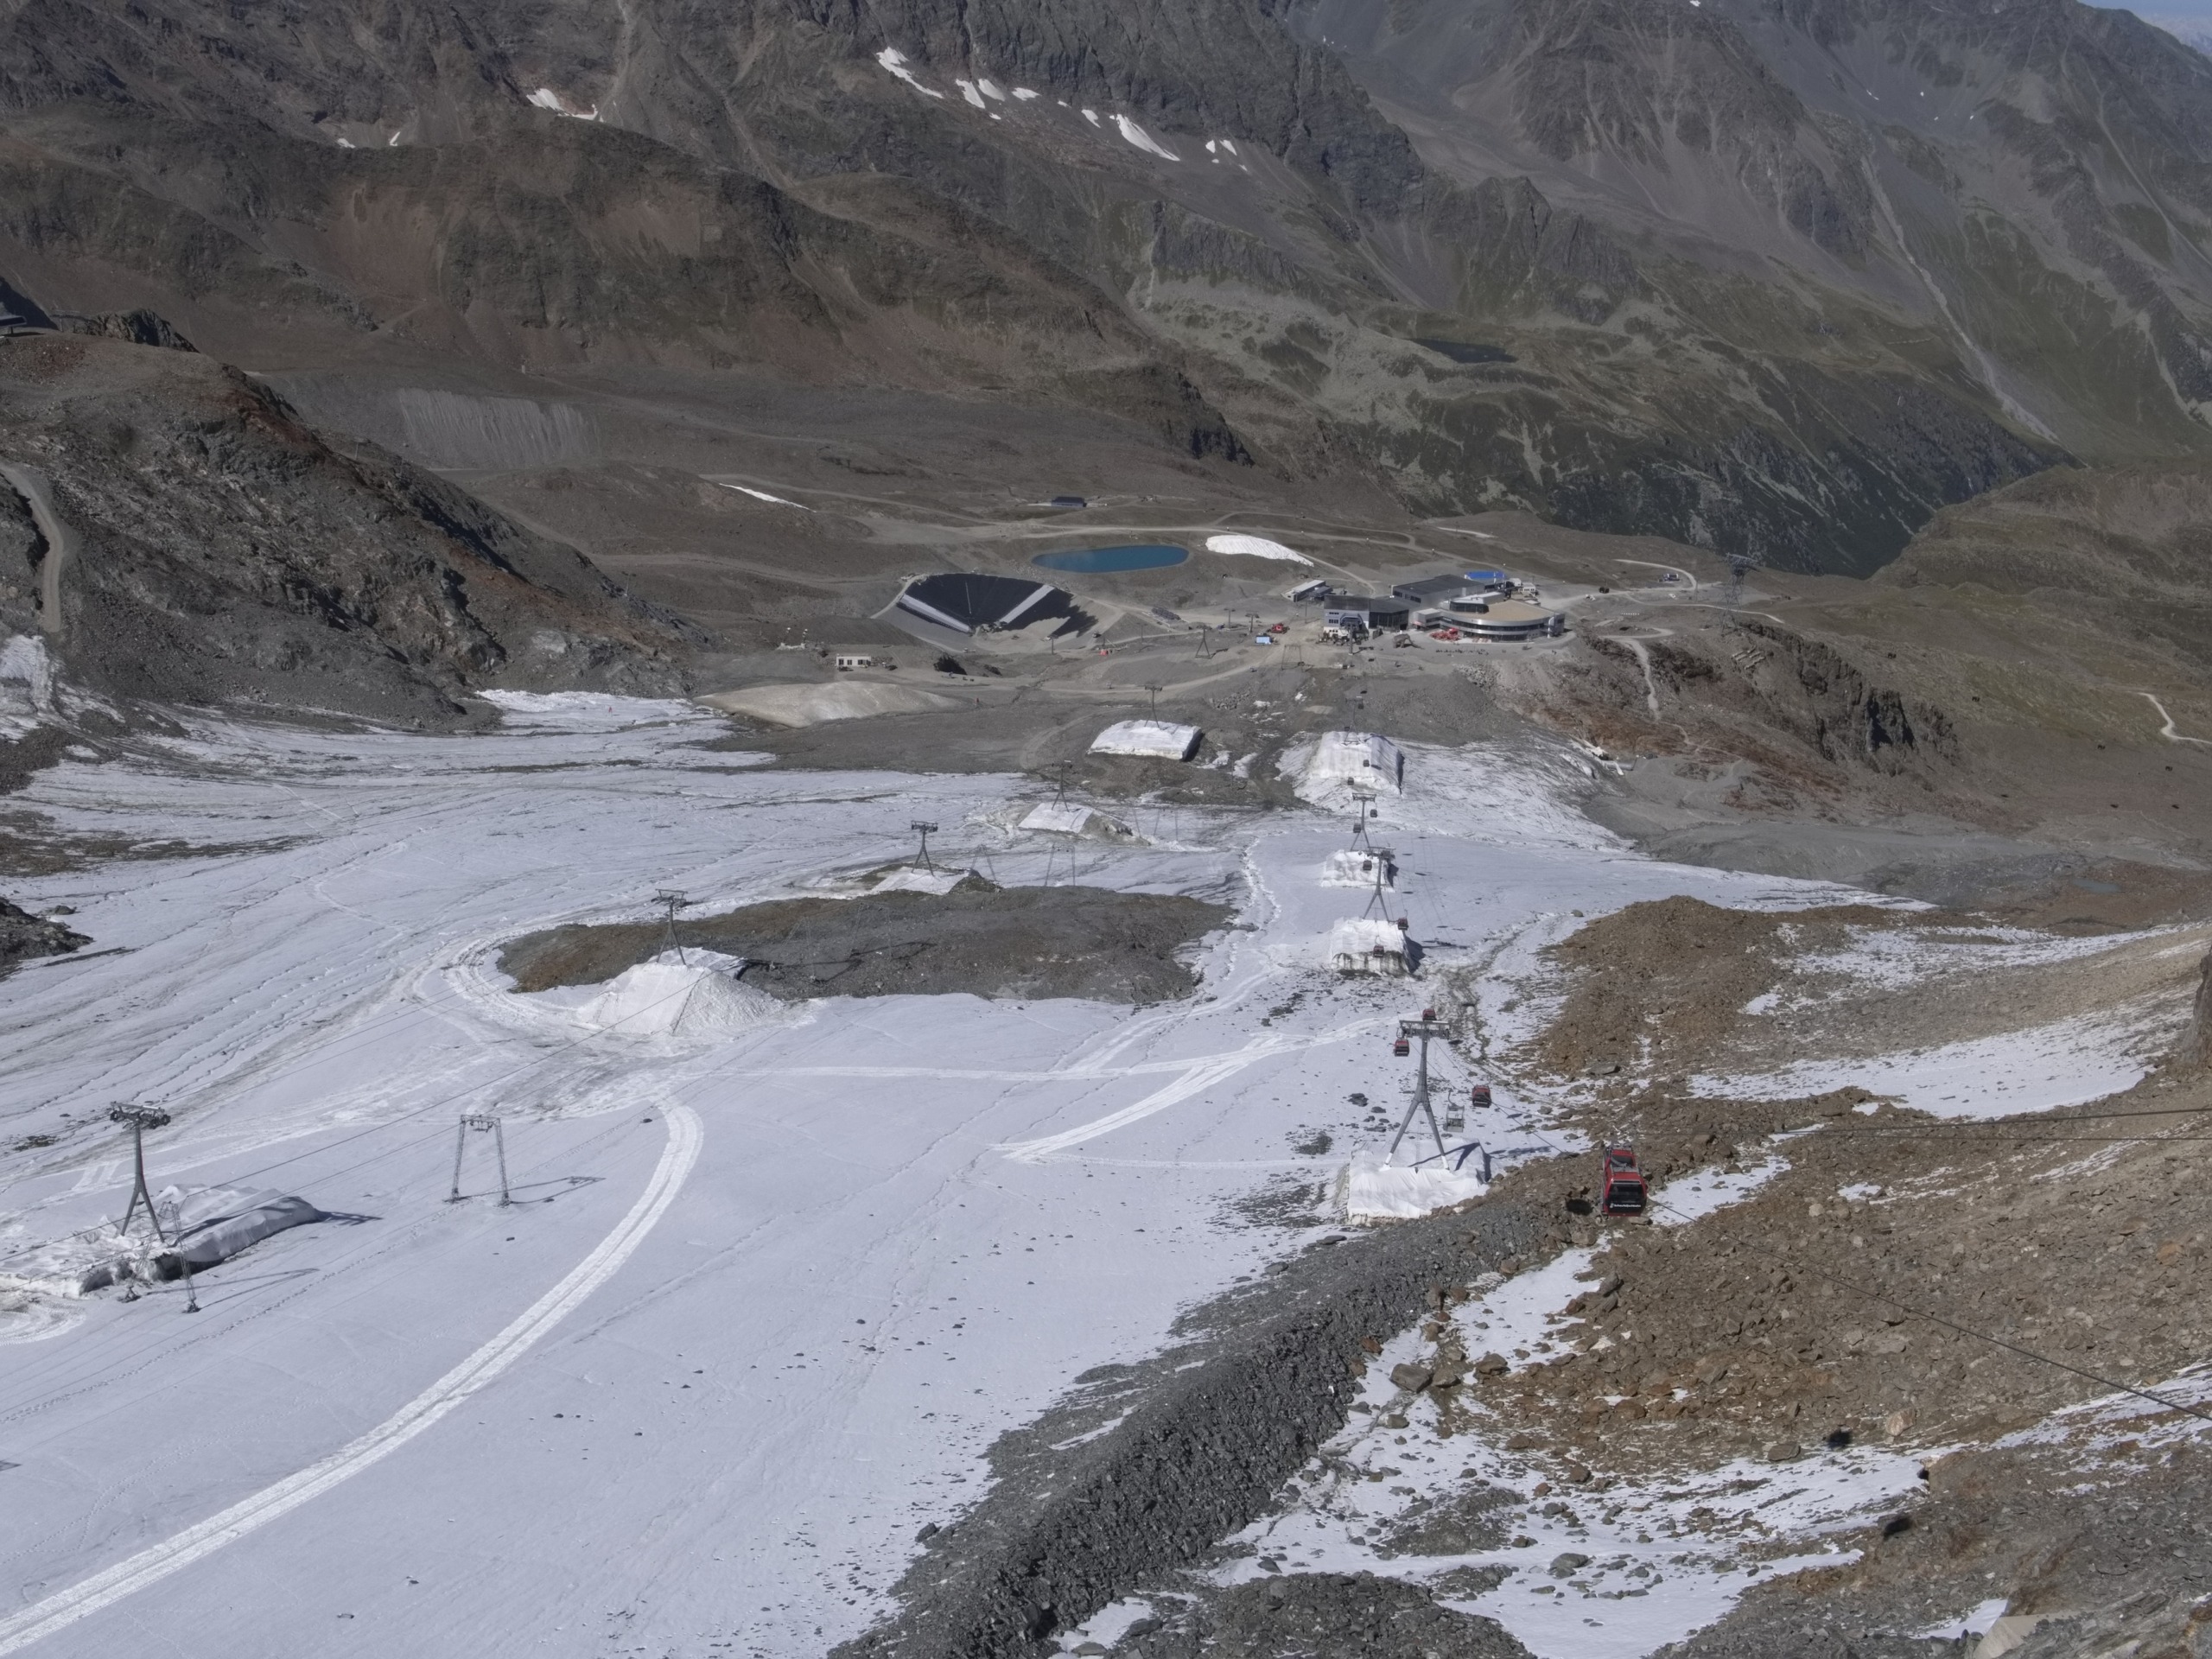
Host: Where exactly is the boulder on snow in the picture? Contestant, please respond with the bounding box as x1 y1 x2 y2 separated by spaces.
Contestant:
2181 946 2212 1068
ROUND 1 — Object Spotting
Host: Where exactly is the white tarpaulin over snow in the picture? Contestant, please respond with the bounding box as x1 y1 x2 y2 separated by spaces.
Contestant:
1 1184 324 1298
1321 849 1391 888
871 866 976 894
1018 802 1129 838
1335 1152 1488 1222
1299 731 1403 798
1326 917 1408 974
563 950 782 1039
1090 720 1202 760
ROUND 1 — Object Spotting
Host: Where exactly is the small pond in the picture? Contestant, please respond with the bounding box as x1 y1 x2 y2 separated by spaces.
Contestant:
1033 543 1190 574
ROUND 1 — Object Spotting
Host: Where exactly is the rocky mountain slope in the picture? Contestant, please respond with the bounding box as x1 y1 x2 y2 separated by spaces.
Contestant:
4 0 2206 579
0 333 692 725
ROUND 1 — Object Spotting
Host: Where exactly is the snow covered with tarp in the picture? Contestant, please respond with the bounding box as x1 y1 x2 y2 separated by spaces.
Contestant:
1090 719 1202 760
2 1185 324 1298
1321 849 1391 888
1299 730 1404 798
1334 1152 1488 1222
543 950 783 1040
1018 802 1130 839
870 865 977 894
1326 916 1410 975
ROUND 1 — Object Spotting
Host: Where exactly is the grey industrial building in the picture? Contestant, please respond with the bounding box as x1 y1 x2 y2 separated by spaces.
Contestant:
1390 572 1511 607
1322 596 1411 632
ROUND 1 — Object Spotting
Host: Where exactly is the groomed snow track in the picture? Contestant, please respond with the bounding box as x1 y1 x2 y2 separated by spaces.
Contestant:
832 1198 1549 1659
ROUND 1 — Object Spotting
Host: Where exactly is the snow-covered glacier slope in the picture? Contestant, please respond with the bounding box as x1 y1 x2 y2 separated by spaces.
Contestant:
0 706 1875 1657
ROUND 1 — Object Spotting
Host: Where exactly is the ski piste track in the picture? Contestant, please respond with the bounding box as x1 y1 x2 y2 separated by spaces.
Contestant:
0 1104 703 1656
3 693 2164 1656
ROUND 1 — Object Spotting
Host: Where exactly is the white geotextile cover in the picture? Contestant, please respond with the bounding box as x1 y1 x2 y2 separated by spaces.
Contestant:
1018 802 1129 838
1326 917 1408 972
1204 533 1312 564
1321 849 1392 888
872 866 973 895
571 950 782 1038
696 682 961 728
162 1186 324 1268
1300 730 1403 798
1 1185 323 1299
1335 1152 1489 1222
1090 720 1202 760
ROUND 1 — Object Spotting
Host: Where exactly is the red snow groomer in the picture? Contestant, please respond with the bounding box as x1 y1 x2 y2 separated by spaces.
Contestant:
1599 1146 1648 1216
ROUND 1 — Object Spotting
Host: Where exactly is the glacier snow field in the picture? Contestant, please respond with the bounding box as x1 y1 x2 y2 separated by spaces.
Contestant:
0 696 1999 1656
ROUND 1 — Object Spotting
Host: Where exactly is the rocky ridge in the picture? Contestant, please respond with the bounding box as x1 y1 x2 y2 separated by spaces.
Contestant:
9 0 2202 572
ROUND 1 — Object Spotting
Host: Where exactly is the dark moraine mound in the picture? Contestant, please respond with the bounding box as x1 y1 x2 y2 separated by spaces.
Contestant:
499 886 1230 1005
0 897 88 978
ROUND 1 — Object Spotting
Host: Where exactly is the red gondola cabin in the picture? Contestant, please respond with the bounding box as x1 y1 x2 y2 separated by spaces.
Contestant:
1469 1083 1492 1112
1599 1146 1647 1216
1392 1035 1411 1058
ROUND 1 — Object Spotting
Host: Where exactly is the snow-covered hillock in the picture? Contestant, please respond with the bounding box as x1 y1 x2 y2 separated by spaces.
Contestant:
1287 731 1403 802
1334 1151 1488 1222
1326 917 1409 975
558 950 784 1039
1017 801 1132 839
1090 720 1202 760
1321 849 1391 888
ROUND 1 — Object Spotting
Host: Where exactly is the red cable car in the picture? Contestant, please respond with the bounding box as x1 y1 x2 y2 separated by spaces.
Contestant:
1392 1035 1410 1058
1599 1146 1647 1216
1469 1083 1492 1112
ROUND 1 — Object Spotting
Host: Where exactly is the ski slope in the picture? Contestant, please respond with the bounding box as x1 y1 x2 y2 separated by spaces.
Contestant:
0 701 2044 1656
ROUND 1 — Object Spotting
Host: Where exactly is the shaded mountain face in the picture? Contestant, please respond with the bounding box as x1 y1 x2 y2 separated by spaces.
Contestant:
0 335 693 721
0 0 2203 574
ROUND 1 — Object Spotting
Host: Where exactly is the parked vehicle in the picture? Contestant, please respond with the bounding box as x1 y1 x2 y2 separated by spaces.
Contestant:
1599 1146 1648 1216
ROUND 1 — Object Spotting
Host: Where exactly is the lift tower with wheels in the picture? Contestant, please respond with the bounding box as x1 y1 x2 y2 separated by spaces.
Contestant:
653 888 690 966
1388 1014 1452 1161
110 1103 173 1243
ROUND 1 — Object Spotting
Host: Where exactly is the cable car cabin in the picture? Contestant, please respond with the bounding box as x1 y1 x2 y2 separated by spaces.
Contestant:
1392 1035 1411 1058
1599 1146 1647 1216
1469 1083 1492 1112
